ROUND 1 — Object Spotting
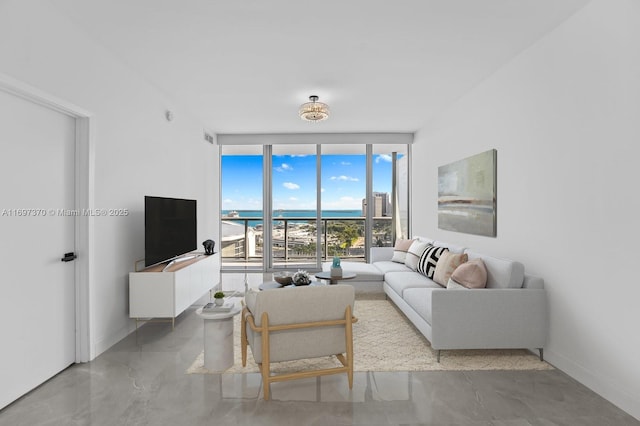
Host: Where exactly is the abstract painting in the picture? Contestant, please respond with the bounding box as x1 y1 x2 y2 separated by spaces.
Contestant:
438 149 496 237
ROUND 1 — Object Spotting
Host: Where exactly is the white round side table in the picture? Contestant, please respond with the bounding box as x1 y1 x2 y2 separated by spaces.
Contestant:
196 301 242 371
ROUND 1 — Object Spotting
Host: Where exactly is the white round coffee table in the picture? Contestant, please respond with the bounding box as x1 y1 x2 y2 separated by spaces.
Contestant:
258 280 326 290
196 301 242 371
314 271 357 285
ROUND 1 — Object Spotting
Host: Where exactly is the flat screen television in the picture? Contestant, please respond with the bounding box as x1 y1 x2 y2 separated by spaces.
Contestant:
145 196 197 267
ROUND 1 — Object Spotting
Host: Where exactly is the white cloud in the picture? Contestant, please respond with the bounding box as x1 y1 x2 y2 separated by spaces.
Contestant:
330 175 359 182
340 161 351 166
376 154 392 163
275 163 293 172
289 197 298 201
283 182 300 190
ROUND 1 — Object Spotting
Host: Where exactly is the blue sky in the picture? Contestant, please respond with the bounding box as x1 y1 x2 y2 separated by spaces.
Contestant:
222 154 393 211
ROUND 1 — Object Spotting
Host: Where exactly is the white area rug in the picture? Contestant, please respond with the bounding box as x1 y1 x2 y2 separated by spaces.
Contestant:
187 299 553 374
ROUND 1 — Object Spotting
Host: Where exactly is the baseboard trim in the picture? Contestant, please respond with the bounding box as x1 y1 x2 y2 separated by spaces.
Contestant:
91 322 131 360
545 348 640 421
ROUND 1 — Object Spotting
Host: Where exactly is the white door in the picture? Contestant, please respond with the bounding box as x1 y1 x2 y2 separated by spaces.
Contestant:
0 89 76 409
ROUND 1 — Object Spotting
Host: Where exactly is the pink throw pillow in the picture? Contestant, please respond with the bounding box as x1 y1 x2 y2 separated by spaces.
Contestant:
450 258 488 289
433 251 468 287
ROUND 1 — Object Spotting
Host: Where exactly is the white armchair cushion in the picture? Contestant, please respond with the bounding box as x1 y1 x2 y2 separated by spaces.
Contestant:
244 285 355 363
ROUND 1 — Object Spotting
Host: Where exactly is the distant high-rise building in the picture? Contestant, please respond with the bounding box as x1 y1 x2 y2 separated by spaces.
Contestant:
362 192 391 217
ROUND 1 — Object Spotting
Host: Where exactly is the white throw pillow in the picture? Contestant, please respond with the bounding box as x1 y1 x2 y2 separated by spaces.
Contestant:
405 241 431 271
390 238 414 263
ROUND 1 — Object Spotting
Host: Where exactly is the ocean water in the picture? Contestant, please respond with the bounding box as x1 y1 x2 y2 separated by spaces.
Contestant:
222 210 363 226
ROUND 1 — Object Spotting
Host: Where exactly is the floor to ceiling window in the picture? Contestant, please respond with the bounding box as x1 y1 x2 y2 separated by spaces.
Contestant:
320 144 367 262
219 135 411 273
372 144 409 244
220 144 263 270
269 144 319 271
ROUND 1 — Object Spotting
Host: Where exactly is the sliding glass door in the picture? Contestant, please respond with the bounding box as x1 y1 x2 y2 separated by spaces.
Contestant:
269 144 319 271
320 145 366 261
220 145 263 270
220 141 409 272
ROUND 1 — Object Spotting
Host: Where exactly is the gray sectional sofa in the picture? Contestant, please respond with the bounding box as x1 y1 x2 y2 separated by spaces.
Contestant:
326 237 547 362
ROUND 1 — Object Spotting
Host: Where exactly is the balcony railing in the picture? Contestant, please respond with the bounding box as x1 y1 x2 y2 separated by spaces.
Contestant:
221 215 392 268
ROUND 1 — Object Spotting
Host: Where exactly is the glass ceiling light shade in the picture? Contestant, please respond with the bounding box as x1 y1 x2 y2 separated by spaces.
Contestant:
299 95 329 122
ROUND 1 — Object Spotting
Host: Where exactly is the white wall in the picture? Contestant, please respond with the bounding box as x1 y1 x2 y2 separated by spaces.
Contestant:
2 0 638 418
412 0 639 419
0 0 219 357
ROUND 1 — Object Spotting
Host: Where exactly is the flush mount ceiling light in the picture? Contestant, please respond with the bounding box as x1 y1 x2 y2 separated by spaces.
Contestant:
299 95 329 122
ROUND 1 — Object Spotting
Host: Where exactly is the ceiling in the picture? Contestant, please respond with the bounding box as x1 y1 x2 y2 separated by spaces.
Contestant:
51 0 589 134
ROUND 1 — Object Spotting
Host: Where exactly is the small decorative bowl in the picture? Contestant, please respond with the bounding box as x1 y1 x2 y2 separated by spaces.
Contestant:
273 271 293 285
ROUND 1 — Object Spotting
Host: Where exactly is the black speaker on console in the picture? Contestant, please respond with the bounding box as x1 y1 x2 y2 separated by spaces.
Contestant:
202 239 215 255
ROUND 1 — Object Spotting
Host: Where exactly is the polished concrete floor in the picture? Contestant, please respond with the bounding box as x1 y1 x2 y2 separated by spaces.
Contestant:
1 301 638 426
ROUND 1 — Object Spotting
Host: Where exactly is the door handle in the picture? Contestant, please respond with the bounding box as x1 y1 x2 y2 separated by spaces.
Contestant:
61 252 77 262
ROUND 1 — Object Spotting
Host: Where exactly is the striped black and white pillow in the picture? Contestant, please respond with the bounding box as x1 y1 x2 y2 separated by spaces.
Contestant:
417 245 448 278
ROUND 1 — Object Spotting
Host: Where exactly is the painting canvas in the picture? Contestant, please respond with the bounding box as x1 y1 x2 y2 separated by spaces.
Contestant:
438 149 496 237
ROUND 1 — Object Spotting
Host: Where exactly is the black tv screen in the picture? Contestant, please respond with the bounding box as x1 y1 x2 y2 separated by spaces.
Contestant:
145 196 197 267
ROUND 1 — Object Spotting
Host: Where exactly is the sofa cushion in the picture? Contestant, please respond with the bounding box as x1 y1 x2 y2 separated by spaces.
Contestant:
413 236 434 245
405 240 431 271
245 288 259 312
417 245 447 278
390 238 414 263
433 251 469 287
327 261 384 281
446 278 468 290
370 246 395 263
450 258 487 288
403 287 435 325
464 250 525 289
384 271 440 298
433 240 466 254
373 260 413 275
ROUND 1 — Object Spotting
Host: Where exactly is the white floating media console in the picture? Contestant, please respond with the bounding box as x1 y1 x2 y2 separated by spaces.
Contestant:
129 252 220 328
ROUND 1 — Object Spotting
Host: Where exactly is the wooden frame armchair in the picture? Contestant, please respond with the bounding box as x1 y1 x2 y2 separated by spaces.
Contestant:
241 284 357 400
